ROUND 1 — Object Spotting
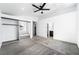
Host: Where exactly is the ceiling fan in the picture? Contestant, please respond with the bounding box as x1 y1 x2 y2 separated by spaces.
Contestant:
32 3 50 14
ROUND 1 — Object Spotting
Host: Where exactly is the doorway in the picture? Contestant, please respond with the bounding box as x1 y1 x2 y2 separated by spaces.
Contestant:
47 23 49 37
19 21 30 39
33 22 36 36
47 23 54 38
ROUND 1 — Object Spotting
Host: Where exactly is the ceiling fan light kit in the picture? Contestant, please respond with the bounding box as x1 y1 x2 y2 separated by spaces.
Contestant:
41 11 43 14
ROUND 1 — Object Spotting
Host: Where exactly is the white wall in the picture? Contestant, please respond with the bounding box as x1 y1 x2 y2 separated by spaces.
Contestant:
19 21 31 36
27 23 30 34
77 4 79 47
37 11 77 44
54 11 77 43
19 22 28 36
37 20 47 38
2 19 17 42
0 13 38 46
0 11 2 47
0 13 17 47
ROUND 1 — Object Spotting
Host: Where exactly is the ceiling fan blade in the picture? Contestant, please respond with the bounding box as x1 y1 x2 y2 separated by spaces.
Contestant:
42 9 50 10
32 4 40 9
40 3 46 9
34 10 40 12
42 3 46 7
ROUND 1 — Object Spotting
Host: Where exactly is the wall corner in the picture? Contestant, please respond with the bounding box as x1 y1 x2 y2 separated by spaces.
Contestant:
77 40 79 48
0 42 2 48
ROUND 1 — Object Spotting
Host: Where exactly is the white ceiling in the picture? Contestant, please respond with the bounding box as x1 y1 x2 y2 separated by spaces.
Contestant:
0 3 76 19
